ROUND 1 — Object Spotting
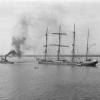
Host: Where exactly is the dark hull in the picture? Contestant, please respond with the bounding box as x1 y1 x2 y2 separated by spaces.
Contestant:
0 60 14 64
38 60 81 66
38 59 98 67
80 61 98 67
39 61 79 65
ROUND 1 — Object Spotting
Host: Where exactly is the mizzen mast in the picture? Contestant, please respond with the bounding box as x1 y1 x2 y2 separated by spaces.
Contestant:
86 29 89 61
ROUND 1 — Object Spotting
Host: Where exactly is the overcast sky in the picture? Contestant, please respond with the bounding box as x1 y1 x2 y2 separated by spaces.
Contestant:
0 0 100 55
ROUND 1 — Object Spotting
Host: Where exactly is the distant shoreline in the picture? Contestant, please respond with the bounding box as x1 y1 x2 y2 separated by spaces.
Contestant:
22 55 100 57
0 55 100 57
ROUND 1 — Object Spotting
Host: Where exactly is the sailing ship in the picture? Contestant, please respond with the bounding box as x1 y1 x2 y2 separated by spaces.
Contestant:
37 25 98 66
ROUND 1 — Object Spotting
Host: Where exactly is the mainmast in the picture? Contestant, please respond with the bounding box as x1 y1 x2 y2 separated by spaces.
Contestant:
72 24 76 63
86 29 89 61
57 25 61 61
44 28 48 61
50 25 69 61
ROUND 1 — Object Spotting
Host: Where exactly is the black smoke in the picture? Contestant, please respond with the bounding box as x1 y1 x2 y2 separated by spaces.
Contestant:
12 16 29 57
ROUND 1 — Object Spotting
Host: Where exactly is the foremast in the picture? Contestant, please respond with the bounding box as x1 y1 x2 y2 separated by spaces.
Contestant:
72 24 76 63
44 28 48 61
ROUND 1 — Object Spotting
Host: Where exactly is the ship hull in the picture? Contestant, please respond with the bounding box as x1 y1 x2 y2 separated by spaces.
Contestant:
38 59 98 67
80 60 98 67
0 60 14 64
38 60 80 66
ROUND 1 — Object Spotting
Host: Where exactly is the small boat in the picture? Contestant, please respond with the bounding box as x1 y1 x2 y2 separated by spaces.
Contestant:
0 56 14 64
0 60 14 64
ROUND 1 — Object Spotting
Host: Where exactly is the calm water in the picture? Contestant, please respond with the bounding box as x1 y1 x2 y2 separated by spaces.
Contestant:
0 57 100 100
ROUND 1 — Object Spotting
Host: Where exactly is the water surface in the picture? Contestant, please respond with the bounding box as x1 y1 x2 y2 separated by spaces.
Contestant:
0 57 100 100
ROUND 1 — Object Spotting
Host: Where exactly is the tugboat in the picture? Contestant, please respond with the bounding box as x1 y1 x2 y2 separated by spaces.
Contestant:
0 50 16 64
0 56 14 64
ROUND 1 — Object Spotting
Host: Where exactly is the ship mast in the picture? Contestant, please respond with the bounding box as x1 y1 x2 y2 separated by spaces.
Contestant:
50 25 69 61
44 28 48 61
86 29 89 61
58 25 61 61
72 24 76 63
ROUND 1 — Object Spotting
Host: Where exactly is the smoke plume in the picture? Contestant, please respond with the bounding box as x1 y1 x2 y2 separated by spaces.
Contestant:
12 16 29 57
11 4 67 56
11 3 79 56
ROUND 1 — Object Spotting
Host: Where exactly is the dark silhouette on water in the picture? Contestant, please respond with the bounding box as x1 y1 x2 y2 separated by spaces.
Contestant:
0 50 17 64
37 25 98 66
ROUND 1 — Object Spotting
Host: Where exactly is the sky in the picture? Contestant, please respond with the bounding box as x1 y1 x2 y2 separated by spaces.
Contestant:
0 0 100 55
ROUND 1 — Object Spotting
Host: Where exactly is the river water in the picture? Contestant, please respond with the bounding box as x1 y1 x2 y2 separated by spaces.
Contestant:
0 57 100 100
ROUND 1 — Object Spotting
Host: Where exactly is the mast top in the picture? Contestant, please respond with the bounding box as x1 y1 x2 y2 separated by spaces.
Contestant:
74 24 75 32
52 25 67 35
